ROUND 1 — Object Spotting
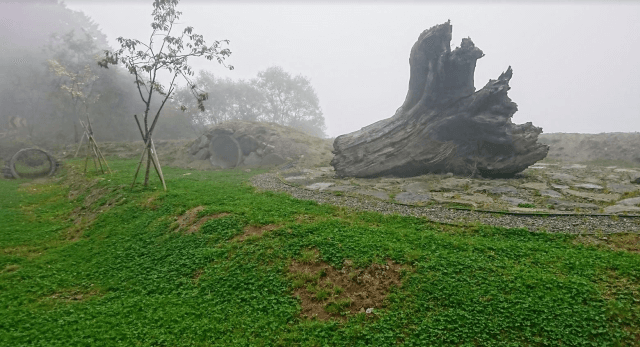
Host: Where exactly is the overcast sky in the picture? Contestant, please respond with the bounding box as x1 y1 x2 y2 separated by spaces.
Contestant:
63 1 640 138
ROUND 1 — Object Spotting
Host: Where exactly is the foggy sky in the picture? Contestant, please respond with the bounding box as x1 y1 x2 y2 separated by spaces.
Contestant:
63 1 640 138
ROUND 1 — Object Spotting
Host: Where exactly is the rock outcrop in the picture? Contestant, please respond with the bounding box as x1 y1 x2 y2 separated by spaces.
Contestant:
187 121 334 169
331 21 549 178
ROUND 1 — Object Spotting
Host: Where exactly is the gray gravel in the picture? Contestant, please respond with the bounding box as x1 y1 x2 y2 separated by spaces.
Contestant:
251 173 640 234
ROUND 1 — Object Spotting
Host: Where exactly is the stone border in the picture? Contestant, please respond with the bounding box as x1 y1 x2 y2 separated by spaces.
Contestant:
274 174 640 218
252 173 640 234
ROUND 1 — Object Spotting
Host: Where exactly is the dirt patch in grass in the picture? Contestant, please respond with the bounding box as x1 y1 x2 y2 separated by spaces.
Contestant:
67 188 123 240
192 268 204 285
140 192 163 210
1 264 20 273
288 250 406 321
175 206 230 234
44 288 103 303
573 233 640 253
233 224 280 241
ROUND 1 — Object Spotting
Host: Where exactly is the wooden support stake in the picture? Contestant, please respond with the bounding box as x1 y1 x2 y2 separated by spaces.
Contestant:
74 131 86 158
132 115 166 191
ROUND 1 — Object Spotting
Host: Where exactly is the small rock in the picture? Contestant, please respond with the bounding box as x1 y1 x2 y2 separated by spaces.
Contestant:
244 169 251 173
551 184 569 189
366 308 374 314
574 183 603 190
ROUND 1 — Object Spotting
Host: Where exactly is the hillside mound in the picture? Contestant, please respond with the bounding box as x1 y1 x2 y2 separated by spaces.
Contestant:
181 121 334 170
539 133 640 165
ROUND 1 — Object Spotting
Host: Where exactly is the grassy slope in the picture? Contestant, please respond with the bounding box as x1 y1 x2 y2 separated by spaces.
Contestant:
0 159 639 346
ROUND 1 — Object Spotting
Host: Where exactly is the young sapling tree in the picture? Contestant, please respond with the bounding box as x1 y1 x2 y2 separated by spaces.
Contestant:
98 0 232 190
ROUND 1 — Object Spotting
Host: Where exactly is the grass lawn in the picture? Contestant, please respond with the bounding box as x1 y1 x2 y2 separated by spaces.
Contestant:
0 159 638 346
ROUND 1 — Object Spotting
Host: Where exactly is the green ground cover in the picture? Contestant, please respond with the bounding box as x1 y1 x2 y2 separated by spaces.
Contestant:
0 159 639 346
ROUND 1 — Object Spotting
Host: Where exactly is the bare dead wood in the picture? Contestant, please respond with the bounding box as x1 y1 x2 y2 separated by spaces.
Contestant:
331 21 548 178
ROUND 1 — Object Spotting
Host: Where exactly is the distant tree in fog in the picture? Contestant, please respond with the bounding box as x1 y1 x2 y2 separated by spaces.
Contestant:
175 71 264 133
98 0 232 188
253 66 326 138
176 67 326 138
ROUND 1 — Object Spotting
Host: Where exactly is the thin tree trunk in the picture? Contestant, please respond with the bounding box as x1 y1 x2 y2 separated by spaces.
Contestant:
144 148 151 186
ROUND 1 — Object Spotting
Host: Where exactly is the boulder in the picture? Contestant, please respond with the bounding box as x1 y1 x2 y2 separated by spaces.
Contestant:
242 152 262 167
331 21 548 178
194 147 210 161
209 135 242 169
261 153 287 167
238 135 260 155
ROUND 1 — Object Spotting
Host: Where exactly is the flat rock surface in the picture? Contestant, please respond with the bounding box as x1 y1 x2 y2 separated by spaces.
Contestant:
271 161 640 216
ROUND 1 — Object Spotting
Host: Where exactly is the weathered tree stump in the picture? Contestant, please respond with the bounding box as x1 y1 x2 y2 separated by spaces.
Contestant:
331 21 549 178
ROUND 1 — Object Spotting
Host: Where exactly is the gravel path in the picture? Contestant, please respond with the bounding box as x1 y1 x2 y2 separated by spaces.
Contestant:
251 173 640 234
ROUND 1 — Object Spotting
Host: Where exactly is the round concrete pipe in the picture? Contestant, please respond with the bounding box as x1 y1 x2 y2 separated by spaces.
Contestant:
209 135 242 169
9 148 57 179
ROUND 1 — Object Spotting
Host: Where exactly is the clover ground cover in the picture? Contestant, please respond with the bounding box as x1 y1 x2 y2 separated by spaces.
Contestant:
0 159 638 346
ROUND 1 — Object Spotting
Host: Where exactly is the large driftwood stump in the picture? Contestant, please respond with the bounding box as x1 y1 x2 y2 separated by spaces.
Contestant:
331 21 549 178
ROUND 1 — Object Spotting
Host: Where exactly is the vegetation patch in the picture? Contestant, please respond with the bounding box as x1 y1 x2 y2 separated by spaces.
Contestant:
288 250 406 321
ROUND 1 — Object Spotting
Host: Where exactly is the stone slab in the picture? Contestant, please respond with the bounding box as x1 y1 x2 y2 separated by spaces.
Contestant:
604 205 640 214
617 197 640 206
489 186 518 195
606 184 639 194
306 182 334 191
356 190 389 200
574 183 604 190
501 196 529 206
546 199 599 211
395 192 432 204
520 182 548 190
562 189 620 202
540 189 563 198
